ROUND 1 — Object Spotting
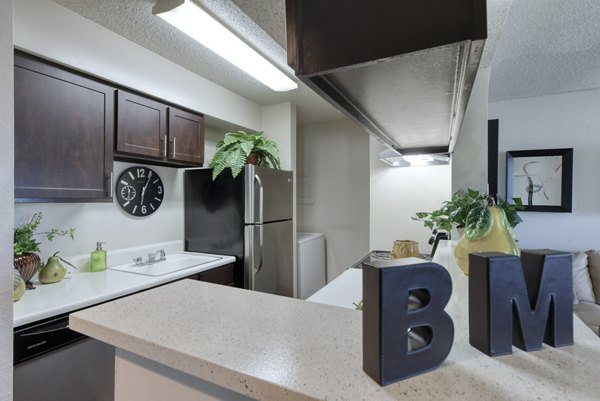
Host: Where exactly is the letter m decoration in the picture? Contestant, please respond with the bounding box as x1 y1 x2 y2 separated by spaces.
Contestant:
469 251 573 356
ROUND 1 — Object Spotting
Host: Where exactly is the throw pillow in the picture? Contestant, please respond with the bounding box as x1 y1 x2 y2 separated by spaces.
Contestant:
572 252 595 303
586 250 600 304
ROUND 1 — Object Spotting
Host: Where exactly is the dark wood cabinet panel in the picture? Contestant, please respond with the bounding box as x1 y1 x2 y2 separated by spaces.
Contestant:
115 93 204 167
198 263 235 286
14 52 114 202
168 106 205 165
116 90 167 160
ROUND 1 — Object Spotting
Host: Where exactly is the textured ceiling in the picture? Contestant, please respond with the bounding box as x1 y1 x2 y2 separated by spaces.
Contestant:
51 0 343 125
490 0 600 102
52 0 590 123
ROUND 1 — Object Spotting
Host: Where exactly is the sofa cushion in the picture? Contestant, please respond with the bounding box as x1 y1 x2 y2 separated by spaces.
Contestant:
586 250 600 304
573 301 600 336
572 252 595 303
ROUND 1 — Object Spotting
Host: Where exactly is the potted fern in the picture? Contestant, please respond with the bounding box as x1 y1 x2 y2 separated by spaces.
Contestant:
209 131 281 180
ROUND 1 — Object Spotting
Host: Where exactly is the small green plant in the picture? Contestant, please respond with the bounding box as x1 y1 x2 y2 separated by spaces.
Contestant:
209 130 280 180
412 189 524 233
14 212 75 255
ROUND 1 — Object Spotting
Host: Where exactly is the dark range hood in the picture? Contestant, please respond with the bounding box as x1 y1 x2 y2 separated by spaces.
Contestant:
286 0 487 156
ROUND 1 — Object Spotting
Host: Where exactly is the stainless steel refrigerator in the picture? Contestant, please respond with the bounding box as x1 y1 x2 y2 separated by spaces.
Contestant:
184 165 293 297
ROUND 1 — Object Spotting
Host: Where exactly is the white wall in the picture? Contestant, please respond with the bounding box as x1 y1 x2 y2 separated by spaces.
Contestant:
370 139 452 255
262 103 296 171
452 67 491 193
490 88 600 251
297 119 370 280
0 0 13 399
14 0 261 131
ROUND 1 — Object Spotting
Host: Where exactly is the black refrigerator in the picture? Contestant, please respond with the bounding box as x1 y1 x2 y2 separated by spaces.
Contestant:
184 165 294 297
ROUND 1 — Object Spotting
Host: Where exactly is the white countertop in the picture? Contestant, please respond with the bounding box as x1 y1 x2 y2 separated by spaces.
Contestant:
70 241 600 401
14 243 235 327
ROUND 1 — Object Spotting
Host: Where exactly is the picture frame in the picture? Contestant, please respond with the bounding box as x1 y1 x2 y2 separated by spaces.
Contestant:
506 148 573 213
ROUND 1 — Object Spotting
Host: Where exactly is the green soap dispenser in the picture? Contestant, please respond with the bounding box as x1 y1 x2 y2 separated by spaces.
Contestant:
91 242 107 272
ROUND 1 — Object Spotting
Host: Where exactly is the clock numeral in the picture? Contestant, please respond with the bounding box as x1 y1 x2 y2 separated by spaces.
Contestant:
141 205 147 214
137 168 146 178
157 186 163 195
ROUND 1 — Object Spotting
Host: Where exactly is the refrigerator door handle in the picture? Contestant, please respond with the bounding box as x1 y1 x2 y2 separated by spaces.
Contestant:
255 225 264 274
254 173 264 224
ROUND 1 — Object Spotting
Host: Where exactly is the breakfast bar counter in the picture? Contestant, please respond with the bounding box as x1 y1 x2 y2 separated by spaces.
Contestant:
70 242 600 401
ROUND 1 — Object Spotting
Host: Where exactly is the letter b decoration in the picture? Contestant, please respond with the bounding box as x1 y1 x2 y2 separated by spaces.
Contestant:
362 258 454 385
469 250 573 356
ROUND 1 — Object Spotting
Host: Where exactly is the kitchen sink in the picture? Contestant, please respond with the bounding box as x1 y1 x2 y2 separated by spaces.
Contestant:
109 253 221 276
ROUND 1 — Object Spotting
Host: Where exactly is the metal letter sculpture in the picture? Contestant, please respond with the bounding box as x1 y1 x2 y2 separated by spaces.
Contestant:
469 250 573 356
362 258 454 385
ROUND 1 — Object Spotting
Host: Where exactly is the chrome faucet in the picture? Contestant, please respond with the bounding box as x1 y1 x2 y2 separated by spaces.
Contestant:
133 249 166 266
147 249 166 263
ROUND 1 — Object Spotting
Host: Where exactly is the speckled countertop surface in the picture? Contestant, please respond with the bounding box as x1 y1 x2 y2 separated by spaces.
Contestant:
70 242 600 401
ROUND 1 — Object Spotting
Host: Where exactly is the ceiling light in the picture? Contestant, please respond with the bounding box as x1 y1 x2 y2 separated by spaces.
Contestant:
153 0 298 92
379 148 450 167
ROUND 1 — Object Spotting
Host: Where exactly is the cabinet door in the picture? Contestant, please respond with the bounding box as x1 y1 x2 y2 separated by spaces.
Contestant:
116 90 167 160
168 106 205 165
14 53 114 202
198 263 235 286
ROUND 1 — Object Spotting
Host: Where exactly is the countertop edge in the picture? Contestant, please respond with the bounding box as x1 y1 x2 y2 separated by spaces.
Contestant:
14 254 236 328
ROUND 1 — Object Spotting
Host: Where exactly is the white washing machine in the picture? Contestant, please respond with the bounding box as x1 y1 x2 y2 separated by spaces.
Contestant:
297 232 327 300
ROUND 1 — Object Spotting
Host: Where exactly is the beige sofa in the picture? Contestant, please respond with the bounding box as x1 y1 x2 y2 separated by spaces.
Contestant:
572 251 600 336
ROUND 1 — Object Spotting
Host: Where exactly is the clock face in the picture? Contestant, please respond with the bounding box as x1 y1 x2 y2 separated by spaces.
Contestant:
115 166 164 217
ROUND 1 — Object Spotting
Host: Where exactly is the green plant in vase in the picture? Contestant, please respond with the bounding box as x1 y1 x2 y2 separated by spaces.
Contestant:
209 130 280 180
14 212 75 289
412 189 524 234
412 189 525 275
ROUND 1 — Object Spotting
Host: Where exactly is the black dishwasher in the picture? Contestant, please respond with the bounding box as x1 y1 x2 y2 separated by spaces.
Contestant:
14 312 115 401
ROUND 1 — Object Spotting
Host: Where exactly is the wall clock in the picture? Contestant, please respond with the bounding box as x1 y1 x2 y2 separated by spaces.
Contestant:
115 166 164 217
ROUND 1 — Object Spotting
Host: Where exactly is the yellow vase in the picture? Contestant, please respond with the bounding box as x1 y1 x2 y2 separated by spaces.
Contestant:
454 206 520 275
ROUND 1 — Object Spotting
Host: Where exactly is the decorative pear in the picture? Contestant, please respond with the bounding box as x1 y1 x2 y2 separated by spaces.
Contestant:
13 270 25 302
454 197 520 275
39 253 66 284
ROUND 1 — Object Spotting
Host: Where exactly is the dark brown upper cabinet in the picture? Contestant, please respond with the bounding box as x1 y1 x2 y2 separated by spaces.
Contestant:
116 90 167 160
168 106 205 165
14 52 114 203
115 90 205 167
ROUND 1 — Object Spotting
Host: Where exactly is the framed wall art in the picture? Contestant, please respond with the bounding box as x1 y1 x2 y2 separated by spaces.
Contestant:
506 148 573 212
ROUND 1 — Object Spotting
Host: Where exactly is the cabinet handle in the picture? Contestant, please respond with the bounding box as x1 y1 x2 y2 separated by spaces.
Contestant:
162 136 167 156
172 137 176 158
109 172 114 198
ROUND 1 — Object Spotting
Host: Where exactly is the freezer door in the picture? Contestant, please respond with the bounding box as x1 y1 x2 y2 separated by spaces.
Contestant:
245 165 293 224
244 220 293 297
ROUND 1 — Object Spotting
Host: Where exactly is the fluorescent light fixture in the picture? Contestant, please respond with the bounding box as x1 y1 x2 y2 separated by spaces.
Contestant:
379 147 450 167
153 0 298 92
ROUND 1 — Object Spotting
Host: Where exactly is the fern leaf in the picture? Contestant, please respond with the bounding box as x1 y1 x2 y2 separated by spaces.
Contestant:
229 147 246 178
211 158 228 180
223 131 250 146
264 152 281 169
240 141 254 157
254 145 280 168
